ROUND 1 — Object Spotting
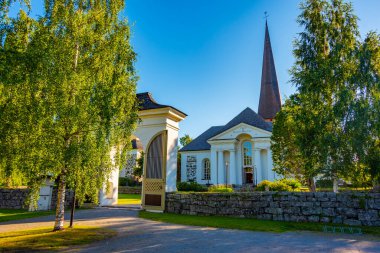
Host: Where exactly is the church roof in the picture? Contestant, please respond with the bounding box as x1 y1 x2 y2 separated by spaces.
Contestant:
180 126 224 152
180 107 272 152
211 107 272 138
137 92 187 116
258 21 281 121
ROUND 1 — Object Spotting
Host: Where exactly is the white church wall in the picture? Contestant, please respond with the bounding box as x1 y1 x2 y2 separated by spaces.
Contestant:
180 151 210 184
196 152 211 184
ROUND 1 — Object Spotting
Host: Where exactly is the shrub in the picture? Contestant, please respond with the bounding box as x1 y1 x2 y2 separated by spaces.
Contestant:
256 179 300 192
255 180 272 191
208 185 234 193
270 181 292 191
316 179 333 188
279 178 302 191
119 177 141 186
177 181 208 192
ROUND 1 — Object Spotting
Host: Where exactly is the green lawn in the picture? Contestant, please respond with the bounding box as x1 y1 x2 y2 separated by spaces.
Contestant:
0 226 116 252
0 209 55 223
118 193 141 205
139 211 380 236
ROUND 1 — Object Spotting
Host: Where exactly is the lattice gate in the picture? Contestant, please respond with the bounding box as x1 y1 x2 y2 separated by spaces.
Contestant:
142 131 167 211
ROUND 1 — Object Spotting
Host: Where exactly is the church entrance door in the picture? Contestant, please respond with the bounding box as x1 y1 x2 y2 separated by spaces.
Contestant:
244 167 253 184
142 131 167 211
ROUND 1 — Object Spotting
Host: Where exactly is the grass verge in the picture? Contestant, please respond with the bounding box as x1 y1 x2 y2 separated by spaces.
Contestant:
139 211 380 236
0 209 55 223
0 226 116 252
118 193 141 205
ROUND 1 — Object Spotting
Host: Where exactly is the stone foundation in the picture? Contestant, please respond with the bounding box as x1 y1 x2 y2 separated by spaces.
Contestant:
165 192 380 226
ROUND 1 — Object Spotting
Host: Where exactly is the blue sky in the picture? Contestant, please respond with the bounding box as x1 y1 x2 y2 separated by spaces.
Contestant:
10 0 380 140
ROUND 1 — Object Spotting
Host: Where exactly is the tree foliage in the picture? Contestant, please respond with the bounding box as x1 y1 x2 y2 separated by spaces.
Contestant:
272 0 380 191
0 0 138 230
179 134 192 147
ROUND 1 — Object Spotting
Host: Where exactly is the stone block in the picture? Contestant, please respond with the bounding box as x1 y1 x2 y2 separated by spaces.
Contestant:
282 207 301 214
273 214 284 221
308 216 320 222
336 208 357 218
294 202 314 207
265 207 283 215
302 206 321 215
269 202 279 208
289 215 307 222
320 217 331 223
322 208 335 217
332 216 343 224
343 219 362 226
358 210 378 222
257 214 272 220
321 201 337 208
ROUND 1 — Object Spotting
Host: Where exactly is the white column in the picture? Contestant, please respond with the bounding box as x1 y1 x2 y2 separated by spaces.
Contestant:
210 147 217 185
217 150 224 185
254 148 261 185
236 146 242 185
267 148 275 181
229 150 236 185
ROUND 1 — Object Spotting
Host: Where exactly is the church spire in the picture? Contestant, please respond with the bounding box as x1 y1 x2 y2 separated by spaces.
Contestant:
258 20 281 122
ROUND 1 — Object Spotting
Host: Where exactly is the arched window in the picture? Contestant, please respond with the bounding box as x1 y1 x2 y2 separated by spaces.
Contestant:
202 159 210 180
243 141 252 166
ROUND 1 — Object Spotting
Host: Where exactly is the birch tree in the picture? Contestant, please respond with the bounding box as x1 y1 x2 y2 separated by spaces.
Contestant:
1 0 138 230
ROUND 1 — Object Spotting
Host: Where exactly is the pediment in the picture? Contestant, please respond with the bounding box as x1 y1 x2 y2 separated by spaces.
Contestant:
209 123 271 141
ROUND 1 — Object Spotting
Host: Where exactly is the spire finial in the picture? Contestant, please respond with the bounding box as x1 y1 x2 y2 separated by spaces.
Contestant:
264 11 269 21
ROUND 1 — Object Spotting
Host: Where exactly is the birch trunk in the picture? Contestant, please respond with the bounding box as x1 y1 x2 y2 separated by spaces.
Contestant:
308 177 316 192
53 174 66 231
333 178 339 193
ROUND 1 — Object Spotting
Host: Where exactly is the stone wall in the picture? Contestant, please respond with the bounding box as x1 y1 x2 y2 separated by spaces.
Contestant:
0 188 30 209
0 188 73 210
119 186 141 194
165 192 380 226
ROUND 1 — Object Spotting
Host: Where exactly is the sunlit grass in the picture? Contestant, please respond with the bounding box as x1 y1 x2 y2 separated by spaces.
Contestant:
0 226 116 252
118 193 141 205
0 209 55 223
139 211 380 236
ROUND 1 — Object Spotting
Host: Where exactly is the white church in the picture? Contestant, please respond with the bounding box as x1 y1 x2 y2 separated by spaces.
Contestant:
98 22 281 210
179 22 281 186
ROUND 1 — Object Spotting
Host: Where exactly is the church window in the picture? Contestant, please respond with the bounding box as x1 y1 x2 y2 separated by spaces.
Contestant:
202 159 210 180
243 141 252 166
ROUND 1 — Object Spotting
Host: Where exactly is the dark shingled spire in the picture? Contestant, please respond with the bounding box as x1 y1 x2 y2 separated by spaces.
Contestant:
258 21 281 121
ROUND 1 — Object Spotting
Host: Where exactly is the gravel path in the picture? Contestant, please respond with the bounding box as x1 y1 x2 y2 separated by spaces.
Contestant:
1 208 379 253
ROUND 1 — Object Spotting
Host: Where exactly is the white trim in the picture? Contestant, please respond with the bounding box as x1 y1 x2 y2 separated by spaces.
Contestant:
138 107 186 122
209 122 272 141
